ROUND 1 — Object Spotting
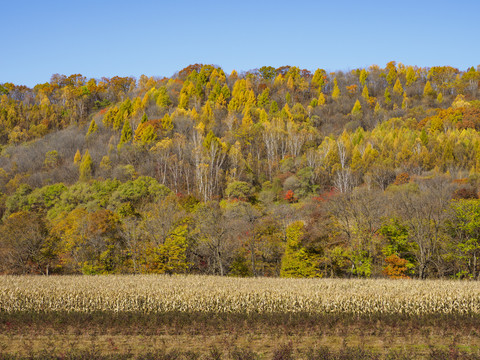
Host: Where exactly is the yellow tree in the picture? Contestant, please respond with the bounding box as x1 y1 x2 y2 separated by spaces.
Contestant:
332 78 341 100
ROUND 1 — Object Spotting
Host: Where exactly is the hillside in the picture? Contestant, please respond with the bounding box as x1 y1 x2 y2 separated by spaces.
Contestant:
1 63 480 278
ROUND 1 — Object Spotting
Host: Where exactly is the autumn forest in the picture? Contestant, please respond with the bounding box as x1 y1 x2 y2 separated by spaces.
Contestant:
1 62 480 279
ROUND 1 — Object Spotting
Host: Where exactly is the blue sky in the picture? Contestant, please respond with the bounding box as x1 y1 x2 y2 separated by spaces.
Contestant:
2 0 479 87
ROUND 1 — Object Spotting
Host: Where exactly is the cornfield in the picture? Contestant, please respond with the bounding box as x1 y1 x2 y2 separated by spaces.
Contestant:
1 275 479 316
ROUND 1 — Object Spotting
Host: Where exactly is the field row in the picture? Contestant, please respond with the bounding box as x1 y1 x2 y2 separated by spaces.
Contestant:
1 275 480 316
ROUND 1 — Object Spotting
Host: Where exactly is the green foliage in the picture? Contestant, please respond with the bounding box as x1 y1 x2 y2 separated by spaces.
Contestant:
118 119 133 149
146 223 191 274
258 66 276 81
281 221 319 278
44 150 59 169
311 68 327 89
110 176 171 210
225 181 252 200
79 150 93 182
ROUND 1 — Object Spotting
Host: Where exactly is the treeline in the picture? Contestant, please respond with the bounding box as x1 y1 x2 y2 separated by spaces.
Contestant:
1 62 480 278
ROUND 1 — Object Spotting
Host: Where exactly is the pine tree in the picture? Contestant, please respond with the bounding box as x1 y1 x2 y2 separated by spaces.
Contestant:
141 113 148 124
100 155 111 171
393 78 403 96
318 92 326 106
73 149 82 165
406 66 417 86
386 66 397 85
86 119 98 138
285 92 292 105
402 92 408 109
361 85 369 100
351 99 362 118
423 81 436 98
269 100 279 114
332 78 341 100
311 68 326 89
118 119 133 150
436 92 443 104
359 69 368 86
79 150 93 182
384 87 392 105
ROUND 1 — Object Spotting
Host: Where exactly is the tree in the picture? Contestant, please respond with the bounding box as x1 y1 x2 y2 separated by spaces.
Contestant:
259 66 276 81
446 199 480 279
79 150 93 182
351 99 362 118
361 85 369 100
332 78 341 100
388 178 452 278
384 87 391 105
423 81 436 98
393 78 403 96
86 119 98 138
118 119 133 149
280 221 319 277
0 211 51 274
311 68 327 89
359 69 368 87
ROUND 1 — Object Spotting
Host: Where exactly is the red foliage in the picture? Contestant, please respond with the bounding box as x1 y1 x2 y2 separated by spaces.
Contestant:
284 190 297 203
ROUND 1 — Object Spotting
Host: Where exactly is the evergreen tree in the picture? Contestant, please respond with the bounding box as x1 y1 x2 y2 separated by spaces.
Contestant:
351 99 363 118
393 78 403 96
318 92 326 106
118 119 133 150
437 92 443 104
332 78 341 100
423 81 437 98
86 119 98 138
359 69 368 86
311 68 326 89
79 150 93 182
406 66 417 86
361 85 369 100
73 149 82 165
384 87 392 105
269 100 279 114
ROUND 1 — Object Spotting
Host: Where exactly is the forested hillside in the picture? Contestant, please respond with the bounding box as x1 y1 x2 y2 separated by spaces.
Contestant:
1 62 480 278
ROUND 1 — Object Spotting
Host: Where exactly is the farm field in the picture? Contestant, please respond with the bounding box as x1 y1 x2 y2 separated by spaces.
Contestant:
1 276 480 359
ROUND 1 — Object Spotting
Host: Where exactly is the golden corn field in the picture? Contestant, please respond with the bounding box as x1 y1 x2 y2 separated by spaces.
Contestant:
1 275 480 316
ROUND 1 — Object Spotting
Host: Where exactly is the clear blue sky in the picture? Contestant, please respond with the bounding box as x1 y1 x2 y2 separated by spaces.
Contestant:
2 0 479 87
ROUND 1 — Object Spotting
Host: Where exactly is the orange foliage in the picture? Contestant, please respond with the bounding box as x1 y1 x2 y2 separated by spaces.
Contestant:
383 254 409 279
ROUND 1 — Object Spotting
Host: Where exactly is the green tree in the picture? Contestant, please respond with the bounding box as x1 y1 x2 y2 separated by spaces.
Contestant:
384 87 392 105
311 68 327 89
280 221 319 277
79 150 93 182
118 119 133 149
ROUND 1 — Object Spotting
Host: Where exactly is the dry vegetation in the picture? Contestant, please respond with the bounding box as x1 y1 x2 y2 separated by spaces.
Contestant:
2 275 480 316
2 275 480 359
